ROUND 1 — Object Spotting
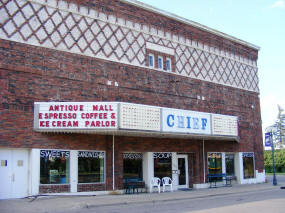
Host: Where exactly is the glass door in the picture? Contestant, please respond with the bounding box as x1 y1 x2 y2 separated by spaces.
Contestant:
177 155 188 188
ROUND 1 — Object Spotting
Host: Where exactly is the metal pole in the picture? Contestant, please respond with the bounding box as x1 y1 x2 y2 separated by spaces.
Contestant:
271 132 277 186
203 138 205 183
113 135 115 190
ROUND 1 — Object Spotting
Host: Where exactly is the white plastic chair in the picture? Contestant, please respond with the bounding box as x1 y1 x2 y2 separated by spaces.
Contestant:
162 177 173 192
150 177 161 193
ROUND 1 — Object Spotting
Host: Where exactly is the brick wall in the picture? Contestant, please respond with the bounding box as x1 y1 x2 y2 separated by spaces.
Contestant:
39 184 70 194
77 184 105 192
0 37 263 192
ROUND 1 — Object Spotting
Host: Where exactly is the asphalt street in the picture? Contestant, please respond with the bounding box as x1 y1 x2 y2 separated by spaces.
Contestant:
1 175 285 213
63 186 285 213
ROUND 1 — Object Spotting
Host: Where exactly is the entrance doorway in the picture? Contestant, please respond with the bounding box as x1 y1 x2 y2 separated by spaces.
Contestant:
177 155 189 188
0 149 29 199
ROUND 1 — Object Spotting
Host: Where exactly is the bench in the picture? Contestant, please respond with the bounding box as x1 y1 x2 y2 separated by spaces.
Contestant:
208 173 232 188
123 178 146 194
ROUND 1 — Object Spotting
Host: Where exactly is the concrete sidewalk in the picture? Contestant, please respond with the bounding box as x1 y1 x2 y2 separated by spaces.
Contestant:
0 183 282 213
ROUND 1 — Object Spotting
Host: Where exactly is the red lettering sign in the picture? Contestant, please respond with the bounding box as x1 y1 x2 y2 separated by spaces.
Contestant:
38 103 117 129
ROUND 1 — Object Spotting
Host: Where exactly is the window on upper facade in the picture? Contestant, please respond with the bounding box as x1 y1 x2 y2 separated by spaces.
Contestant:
147 48 174 72
166 57 172 71
148 54 154 68
158 56 163 70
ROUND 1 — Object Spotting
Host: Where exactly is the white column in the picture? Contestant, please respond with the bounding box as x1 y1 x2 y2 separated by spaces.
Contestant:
235 152 243 184
30 149 40 196
143 152 154 192
222 152 226 185
222 153 226 173
70 150 78 193
171 152 178 190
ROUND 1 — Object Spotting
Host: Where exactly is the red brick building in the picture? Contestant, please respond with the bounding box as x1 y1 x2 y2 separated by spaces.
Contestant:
0 0 264 199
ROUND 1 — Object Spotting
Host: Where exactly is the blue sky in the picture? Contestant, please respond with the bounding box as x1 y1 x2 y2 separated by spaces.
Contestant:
140 0 285 136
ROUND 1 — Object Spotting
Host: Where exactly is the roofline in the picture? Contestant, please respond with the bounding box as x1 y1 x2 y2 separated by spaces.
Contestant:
121 0 261 51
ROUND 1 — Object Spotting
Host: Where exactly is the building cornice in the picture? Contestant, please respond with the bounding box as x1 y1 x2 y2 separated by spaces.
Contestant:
121 0 261 51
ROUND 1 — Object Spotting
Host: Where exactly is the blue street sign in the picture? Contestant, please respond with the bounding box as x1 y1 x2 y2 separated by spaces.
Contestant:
265 132 272 147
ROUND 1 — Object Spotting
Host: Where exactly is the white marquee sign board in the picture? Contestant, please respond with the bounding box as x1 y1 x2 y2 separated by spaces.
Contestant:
162 108 211 135
212 114 238 136
34 102 118 130
119 103 161 131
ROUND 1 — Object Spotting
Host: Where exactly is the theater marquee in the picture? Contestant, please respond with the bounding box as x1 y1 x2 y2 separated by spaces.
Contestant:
34 102 239 140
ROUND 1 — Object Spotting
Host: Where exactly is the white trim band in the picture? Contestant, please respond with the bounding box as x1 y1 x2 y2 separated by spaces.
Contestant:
146 42 175 55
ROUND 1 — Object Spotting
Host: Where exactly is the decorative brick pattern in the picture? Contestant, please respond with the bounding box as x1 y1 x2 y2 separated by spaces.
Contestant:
0 0 259 92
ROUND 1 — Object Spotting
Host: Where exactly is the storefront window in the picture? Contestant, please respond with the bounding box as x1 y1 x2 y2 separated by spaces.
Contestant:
226 154 235 176
123 153 143 180
154 152 172 180
78 151 105 183
243 153 255 179
40 150 70 184
208 153 222 174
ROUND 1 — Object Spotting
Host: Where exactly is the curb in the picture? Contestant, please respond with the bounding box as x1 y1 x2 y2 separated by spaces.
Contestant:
73 186 279 210
1 184 280 213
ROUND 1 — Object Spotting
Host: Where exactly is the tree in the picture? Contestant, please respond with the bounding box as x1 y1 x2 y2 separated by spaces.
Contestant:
271 105 285 149
264 149 285 173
